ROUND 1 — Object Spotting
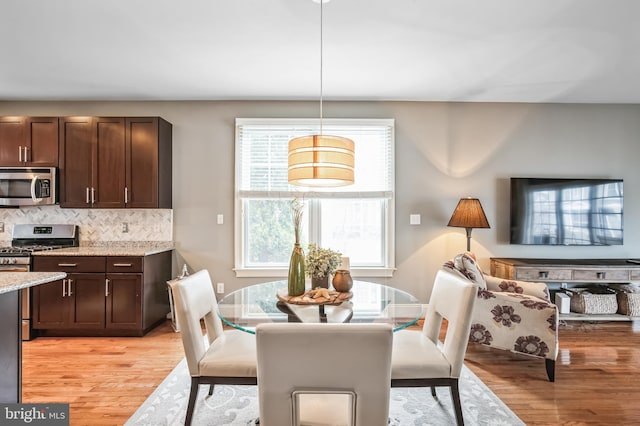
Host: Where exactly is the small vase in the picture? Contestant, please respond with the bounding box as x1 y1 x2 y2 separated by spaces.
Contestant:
288 243 306 296
332 270 353 292
311 275 329 289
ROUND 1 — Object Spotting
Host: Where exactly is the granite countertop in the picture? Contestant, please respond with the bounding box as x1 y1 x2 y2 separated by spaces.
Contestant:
0 272 67 295
32 241 175 257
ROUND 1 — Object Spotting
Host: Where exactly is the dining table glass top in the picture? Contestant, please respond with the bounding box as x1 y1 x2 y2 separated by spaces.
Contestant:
217 279 423 334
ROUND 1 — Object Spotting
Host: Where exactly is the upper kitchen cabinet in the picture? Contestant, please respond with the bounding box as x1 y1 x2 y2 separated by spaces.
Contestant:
126 117 172 209
59 116 172 209
0 117 59 166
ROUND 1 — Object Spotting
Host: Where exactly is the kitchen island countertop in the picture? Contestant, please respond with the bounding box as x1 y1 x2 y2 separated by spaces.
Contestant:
32 241 174 257
0 272 67 295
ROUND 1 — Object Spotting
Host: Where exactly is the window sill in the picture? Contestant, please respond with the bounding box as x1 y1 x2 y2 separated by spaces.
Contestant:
234 267 396 279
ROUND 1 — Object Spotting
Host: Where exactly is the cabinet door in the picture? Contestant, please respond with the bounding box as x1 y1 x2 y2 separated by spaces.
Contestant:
25 117 58 166
106 273 142 329
32 279 70 329
126 117 159 208
68 273 106 328
59 117 94 208
0 117 25 166
94 117 125 208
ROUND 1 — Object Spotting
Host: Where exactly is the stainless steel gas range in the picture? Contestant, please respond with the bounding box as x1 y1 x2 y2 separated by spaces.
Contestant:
0 224 79 340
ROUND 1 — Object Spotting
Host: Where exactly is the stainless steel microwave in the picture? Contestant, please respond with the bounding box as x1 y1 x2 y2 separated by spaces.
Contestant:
0 167 57 206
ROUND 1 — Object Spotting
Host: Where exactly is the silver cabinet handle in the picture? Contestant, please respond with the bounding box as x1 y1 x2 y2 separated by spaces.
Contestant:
86 187 90 204
58 263 77 267
124 187 128 204
67 279 73 296
23 146 29 162
596 271 606 279
18 146 23 162
62 279 67 297
112 263 132 267
91 187 95 204
105 278 110 296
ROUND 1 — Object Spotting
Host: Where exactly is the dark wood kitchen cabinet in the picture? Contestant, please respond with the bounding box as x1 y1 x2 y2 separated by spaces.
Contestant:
0 116 58 166
32 257 106 329
59 116 172 208
32 252 171 336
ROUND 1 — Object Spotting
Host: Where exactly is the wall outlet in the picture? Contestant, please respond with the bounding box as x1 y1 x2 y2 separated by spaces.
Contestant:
409 214 421 225
217 214 224 225
122 222 129 233
216 282 225 294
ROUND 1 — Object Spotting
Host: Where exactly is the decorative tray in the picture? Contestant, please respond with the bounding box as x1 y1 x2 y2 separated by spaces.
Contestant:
276 288 353 305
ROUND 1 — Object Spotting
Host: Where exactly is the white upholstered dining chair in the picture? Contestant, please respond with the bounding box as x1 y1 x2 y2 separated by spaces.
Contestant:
391 265 479 426
169 269 257 426
256 322 393 426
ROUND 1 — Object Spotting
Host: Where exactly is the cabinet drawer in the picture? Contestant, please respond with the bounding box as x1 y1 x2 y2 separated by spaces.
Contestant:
107 257 143 273
33 256 106 272
515 268 572 281
572 269 629 281
630 270 640 280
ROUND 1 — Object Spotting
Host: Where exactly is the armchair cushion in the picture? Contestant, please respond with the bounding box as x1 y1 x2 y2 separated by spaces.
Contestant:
443 252 486 289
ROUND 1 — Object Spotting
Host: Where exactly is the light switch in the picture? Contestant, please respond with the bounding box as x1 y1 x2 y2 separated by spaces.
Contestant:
410 214 421 225
217 214 224 225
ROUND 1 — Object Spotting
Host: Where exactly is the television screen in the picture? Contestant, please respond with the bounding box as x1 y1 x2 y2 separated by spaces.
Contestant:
510 178 623 245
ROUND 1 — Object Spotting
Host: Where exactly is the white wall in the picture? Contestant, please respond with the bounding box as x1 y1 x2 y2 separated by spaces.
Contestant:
1 101 639 302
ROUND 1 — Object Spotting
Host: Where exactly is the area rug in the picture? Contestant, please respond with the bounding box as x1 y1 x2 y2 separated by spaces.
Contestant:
126 359 524 426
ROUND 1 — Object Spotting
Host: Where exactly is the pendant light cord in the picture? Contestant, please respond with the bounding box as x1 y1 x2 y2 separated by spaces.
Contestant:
319 0 323 135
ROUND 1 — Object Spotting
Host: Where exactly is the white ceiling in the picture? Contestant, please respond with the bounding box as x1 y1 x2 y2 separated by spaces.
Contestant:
2 0 639 103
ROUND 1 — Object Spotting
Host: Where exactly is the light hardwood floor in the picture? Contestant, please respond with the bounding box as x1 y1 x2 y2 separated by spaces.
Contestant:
22 320 640 425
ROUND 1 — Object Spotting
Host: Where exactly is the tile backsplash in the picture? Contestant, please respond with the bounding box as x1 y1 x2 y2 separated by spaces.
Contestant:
0 206 172 243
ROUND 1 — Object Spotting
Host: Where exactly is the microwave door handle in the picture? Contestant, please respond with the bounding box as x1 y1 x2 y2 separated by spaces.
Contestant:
30 176 43 202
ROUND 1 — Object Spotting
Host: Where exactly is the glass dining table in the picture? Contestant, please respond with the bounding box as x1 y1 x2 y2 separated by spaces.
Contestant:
217 279 423 334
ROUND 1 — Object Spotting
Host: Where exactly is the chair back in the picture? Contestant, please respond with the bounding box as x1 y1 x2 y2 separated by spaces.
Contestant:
169 270 225 376
256 322 393 426
423 268 478 377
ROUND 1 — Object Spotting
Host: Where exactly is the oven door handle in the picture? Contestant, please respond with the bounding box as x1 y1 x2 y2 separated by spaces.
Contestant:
30 176 43 202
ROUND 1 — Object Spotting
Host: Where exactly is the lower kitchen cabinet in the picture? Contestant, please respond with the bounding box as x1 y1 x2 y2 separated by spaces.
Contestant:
32 251 171 337
106 273 142 329
33 273 105 329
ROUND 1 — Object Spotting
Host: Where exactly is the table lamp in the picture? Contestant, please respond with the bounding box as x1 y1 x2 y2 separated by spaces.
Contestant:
447 198 490 251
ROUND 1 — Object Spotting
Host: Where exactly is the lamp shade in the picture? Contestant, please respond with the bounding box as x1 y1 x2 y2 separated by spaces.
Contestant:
447 198 490 229
288 134 355 187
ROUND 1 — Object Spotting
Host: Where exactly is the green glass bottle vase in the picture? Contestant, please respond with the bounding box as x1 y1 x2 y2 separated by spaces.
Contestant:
288 243 306 296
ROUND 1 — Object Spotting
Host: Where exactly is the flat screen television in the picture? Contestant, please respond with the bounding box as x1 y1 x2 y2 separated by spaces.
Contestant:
510 178 623 245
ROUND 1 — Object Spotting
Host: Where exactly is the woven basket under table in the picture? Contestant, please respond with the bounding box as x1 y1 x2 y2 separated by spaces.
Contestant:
567 287 618 314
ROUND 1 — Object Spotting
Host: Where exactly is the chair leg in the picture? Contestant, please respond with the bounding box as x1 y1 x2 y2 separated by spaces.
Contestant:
545 358 556 382
450 379 464 426
208 384 214 395
430 386 437 397
185 377 200 426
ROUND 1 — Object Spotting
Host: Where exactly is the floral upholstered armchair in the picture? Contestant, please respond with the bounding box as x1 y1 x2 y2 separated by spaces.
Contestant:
444 253 558 382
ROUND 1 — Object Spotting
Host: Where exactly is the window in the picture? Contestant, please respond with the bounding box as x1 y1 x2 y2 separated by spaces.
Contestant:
235 118 395 277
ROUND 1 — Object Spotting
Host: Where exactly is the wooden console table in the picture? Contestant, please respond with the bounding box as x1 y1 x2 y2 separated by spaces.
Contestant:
490 258 640 321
